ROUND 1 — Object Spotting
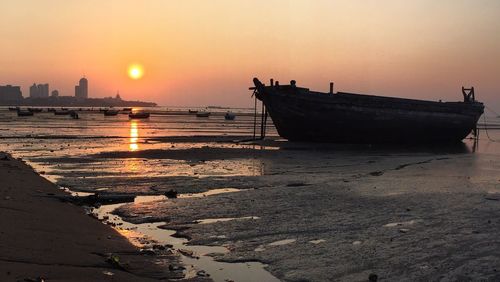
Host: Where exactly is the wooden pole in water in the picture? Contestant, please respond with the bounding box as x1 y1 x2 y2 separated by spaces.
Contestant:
329 82 334 94
259 79 273 139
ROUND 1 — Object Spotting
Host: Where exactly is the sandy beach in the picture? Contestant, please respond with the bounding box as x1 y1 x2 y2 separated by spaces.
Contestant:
0 152 208 282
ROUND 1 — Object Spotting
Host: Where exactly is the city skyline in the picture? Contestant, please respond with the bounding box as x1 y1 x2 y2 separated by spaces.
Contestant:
1 1 500 110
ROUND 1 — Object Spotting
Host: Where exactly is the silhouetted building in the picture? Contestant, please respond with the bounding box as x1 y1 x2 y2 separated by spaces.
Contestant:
51 90 59 97
30 83 49 98
38 84 49 98
29 83 38 98
75 77 88 99
0 85 23 103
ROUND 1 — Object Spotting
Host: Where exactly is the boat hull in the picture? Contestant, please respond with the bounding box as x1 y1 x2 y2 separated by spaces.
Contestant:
254 81 484 143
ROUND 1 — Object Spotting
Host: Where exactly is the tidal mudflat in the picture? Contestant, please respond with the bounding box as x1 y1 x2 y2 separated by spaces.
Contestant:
1 108 500 281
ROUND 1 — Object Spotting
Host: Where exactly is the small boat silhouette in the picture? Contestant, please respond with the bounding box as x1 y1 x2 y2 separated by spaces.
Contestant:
104 110 119 116
17 109 34 117
224 112 236 120
196 112 210 118
129 111 150 119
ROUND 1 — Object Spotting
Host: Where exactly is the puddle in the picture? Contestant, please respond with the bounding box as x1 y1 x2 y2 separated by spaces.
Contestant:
309 239 326 244
196 216 260 224
268 239 296 246
179 187 241 198
384 219 421 227
88 191 280 282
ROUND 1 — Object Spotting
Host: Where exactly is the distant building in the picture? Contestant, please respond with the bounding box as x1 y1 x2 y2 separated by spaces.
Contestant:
51 90 59 97
75 77 88 99
38 84 49 98
30 83 38 98
29 83 49 98
0 85 23 103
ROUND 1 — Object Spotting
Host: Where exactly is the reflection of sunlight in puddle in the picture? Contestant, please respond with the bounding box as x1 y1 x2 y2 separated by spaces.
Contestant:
87 188 280 282
124 158 142 172
130 120 139 151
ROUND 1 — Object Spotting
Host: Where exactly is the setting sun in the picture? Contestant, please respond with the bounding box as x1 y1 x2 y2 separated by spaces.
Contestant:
128 64 144 80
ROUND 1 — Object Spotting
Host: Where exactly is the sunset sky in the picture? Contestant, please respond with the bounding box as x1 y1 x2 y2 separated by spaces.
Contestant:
1 0 500 110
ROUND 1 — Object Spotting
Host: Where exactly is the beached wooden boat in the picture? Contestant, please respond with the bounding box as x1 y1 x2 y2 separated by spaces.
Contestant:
196 112 211 118
129 111 150 119
251 78 484 143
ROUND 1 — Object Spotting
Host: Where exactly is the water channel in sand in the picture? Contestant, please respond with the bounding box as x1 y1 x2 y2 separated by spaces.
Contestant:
70 188 280 282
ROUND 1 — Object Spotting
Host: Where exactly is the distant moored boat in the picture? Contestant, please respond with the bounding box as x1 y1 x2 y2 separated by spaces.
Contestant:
54 110 70 115
188 109 198 114
104 110 119 116
70 111 79 119
17 109 34 117
196 112 210 118
129 111 150 119
251 78 484 143
224 112 236 120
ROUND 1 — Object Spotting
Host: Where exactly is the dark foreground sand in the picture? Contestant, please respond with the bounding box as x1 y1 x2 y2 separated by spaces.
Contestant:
0 152 204 282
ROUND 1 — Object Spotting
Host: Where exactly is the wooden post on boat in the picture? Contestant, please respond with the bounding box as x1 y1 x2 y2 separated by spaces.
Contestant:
260 97 265 139
329 82 334 94
253 90 257 139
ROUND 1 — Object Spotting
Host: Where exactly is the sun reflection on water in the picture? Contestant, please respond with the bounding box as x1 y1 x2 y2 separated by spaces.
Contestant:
129 120 139 151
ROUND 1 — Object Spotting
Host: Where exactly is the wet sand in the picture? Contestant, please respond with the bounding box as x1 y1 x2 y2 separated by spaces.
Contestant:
112 140 500 281
0 152 206 282
2 108 500 281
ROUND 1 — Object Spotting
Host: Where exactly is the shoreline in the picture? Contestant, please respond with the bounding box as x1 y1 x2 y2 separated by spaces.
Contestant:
0 152 202 282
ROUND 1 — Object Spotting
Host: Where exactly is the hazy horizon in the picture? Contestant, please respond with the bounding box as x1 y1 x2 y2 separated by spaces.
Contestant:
1 0 500 111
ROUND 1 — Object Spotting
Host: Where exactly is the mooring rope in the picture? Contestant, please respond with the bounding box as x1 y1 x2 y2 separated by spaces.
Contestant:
481 106 500 143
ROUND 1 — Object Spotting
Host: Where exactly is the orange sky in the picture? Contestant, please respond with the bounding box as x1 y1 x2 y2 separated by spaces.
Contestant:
1 0 500 110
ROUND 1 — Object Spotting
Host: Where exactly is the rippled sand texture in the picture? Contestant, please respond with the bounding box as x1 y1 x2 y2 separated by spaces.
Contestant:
1 107 500 281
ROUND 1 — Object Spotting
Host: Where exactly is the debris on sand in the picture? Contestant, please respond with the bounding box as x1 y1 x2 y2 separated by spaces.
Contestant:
369 171 384 176
286 182 310 187
165 189 178 199
178 248 199 259
485 197 500 201
197 270 210 277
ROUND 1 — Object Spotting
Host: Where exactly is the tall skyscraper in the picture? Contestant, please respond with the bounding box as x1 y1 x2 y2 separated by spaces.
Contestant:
29 83 38 98
75 77 88 99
